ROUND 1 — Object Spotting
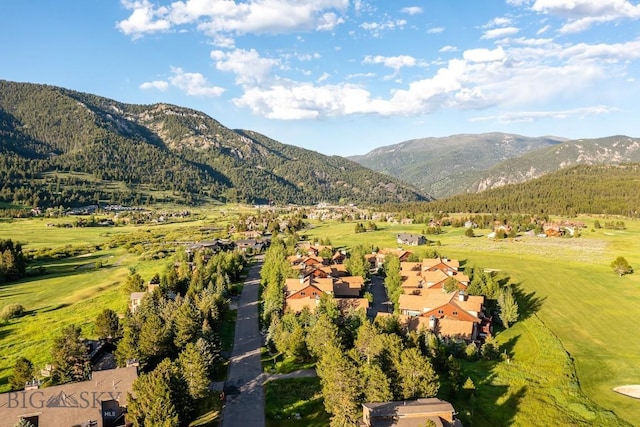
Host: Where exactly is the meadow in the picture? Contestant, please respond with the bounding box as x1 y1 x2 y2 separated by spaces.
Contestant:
2 210 640 426
0 215 227 392
304 218 640 426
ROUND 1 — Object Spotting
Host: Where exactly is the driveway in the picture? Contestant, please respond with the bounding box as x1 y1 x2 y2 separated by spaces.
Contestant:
221 257 266 427
367 273 391 318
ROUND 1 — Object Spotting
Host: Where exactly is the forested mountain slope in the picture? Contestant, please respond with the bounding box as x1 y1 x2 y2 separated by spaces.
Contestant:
384 163 640 217
0 80 429 207
468 135 640 193
349 133 565 198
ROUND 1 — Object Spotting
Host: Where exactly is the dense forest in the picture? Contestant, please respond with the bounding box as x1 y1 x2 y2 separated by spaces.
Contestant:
0 80 428 208
380 163 640 218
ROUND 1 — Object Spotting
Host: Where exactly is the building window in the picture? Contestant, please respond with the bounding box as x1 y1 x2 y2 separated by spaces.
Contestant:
300 292 305 296
438 309 444 314
452 311 458 316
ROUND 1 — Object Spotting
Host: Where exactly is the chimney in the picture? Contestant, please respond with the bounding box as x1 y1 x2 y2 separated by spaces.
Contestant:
429 315 436 330
458 290 466 302
299 274 305 284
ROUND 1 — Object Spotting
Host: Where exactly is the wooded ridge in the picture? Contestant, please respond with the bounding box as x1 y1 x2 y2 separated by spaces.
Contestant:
0 80 429 207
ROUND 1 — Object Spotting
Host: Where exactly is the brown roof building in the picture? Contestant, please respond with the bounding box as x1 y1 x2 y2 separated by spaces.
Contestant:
361 398 463 427
397 289 486 340
0 366 138 427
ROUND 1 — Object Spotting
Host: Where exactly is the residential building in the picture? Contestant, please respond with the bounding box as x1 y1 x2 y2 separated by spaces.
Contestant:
0 366 138 427
360 398 463 427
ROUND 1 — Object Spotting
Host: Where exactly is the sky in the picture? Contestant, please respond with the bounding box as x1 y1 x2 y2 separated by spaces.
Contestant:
1 0 640 156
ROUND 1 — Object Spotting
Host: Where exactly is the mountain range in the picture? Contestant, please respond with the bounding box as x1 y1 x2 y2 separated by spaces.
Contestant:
0 80 428 207
350 133 640 199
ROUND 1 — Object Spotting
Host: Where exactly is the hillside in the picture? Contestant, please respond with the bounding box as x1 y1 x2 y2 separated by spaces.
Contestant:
348 133 565 198
390 163 640 217
0 80 429 208
468 135 640 192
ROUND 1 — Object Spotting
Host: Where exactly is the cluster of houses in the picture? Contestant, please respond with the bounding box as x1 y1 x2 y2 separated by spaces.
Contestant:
283 243 370 313
387 257 491 342
283 243 492 344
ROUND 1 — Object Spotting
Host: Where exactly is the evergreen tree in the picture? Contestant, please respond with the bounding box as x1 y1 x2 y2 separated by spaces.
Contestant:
173 296 202 350
317 344 362 427
397 347 439 399
306 313 341 359
383 255 402 312
178 342 211 400
345 245 371 280
51 324 90 384
94 308 122 340
498 286 519 328
127 359 191 427
360 363 393 403
9 357 34 391
138 312 172 367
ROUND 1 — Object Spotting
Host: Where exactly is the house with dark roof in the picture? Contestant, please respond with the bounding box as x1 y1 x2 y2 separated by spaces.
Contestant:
396 233 427 246
0 366 138 427
360 398 463 427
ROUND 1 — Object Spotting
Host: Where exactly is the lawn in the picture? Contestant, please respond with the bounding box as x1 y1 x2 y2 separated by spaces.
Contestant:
305 217 640 426
264 377 329 427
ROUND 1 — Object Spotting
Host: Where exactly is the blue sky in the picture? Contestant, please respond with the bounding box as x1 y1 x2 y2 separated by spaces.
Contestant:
2 0 640 156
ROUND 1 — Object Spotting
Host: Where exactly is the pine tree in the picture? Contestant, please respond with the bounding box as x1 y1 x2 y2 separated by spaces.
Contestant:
127 359 191 427
498 286 519 328
317 344 362 427
383 255 402 312
9 357 34 391
360 363 392 403
173 296 202 350
51 324 90 384
95 308 122 340
397 347 439 399
178 342 211 400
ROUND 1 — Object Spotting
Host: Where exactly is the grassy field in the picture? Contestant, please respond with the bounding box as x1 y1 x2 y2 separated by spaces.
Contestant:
305 218 640 425
0 216 227 392
264 377 329 427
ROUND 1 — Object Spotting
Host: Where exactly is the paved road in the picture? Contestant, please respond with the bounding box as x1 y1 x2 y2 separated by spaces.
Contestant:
221 257 266 427
367 274 391 318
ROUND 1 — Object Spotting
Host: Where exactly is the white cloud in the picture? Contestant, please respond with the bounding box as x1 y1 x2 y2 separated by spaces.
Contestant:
536 24 551 35
363 55 417 70
117 0 349 39
117 0 170 38
483 17 513 28
482 26 520 39
139 80 169 91
531 0 640 33
471 105 620 123
439 45 458 53
317 72 330 83
168 67 225 97
401 6 423 15
316 12 344 31
560 40 640 62
360 19 407 36
211 48 280 85
427 27 445 34
463 47 507 63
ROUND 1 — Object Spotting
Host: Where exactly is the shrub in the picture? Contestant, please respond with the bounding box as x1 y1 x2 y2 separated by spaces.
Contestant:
1 304 25 321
